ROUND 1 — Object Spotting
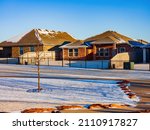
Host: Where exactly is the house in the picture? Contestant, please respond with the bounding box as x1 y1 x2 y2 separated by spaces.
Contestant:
0 29 76 59
61 31 150 63
61 40 91 60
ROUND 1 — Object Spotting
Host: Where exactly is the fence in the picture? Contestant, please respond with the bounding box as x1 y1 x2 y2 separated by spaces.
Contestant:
19 57 110 69
0 58 19 64
0 57 149 71
69 60 110 69
18 57 150 71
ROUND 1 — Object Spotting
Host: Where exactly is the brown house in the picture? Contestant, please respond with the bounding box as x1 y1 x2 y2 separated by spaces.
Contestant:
0 29 76 59
61 30 149 63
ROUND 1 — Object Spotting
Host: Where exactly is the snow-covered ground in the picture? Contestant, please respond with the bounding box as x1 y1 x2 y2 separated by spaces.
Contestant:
0 64 150 80
0 77 138 107
0 64 148 109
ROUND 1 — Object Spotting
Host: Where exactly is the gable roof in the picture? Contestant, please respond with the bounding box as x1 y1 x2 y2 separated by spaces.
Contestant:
91 36 120 44
60 40 90 48
0 29 76 47
85 30 133 44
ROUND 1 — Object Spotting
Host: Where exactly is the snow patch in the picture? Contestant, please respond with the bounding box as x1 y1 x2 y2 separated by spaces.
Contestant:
0 78 138 106
37 29 59 35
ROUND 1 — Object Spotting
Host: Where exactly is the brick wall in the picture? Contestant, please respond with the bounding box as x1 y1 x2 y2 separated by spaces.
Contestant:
24 47 30 53
117 43 132 52
35 46 43 52
12 47 20 58
62 44 133 61
95 44 114 60
63 48 86 60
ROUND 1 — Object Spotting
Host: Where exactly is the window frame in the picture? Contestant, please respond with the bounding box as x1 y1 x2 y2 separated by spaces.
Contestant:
119 47 126 53
74 49 78 57
98 48 109 57
68 49 73 57
68 48 78 57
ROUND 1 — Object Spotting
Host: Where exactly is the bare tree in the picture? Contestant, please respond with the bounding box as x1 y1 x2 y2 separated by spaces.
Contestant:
35 29 42 92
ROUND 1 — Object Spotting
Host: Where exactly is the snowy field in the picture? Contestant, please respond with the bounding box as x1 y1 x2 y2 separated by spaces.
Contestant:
0 78 139 107
0 64 147 110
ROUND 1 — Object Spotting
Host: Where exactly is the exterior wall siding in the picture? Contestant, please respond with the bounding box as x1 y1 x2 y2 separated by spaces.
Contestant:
12 45 43 58
117 43 132 52
35 46 43 52
12 47 20 58
24 47 30 53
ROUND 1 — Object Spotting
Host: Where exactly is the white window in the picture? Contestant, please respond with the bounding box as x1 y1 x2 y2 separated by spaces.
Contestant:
119 47 126 53
68 49 78 57
97 48 109 57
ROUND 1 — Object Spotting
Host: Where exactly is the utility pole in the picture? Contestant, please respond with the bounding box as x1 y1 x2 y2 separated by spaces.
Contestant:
35 29 42 92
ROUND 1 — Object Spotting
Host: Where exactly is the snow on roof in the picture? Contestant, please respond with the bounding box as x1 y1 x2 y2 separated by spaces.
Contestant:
34 29 43 44
6 30 30 43
37 29 59 35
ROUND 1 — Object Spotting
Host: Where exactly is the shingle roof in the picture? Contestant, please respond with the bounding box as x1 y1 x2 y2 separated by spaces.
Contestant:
60 40 89 48
0 29 76 47
91 36 119 44
129 41 150 48
85 30 133 44
129 41 145 47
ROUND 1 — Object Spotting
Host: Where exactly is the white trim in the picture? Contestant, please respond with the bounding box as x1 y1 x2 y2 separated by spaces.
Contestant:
91 42 114 44
60 46 87 49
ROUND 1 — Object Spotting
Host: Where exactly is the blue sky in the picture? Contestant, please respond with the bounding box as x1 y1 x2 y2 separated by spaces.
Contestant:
0 0 150 42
